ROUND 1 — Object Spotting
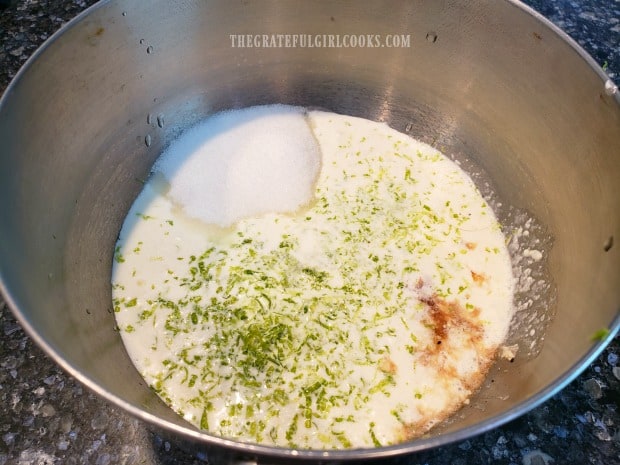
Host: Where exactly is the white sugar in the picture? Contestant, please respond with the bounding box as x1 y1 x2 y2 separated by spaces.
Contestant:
153 105 321 227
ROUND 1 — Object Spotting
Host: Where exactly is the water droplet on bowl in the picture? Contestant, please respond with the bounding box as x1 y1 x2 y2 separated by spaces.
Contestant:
147 113 152 125
139 39 145 45
426 32 438 43
122 11 127 17
145 134 152 147
405 122 413 133
157 114 165 128
146 45 154 54
604 79 618 96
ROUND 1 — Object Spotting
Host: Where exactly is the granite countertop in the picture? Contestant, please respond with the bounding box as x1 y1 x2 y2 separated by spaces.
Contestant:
0 1 618 464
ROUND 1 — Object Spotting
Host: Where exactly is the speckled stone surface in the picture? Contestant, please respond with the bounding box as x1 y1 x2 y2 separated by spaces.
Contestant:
0 1 618 464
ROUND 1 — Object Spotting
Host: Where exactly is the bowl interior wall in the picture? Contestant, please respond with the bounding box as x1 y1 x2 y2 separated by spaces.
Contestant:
1 0 619 453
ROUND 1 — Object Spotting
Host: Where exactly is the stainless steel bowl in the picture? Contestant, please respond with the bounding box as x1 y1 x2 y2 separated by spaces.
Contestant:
1 0 618 463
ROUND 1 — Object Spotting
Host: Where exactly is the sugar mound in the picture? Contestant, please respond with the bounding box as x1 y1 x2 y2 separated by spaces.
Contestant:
153 105 321 227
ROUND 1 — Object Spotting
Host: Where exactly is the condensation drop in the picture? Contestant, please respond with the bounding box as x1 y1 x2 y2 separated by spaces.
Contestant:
122 11 127 17
405 122 413 133
147 113 152 125
426 32 438 43
157 114 165 128
145 134 152 147
146 45 154 54
139 39 145 45
604 79 618 96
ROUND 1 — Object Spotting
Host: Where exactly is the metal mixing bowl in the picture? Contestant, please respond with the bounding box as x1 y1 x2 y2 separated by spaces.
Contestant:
0 0 618 463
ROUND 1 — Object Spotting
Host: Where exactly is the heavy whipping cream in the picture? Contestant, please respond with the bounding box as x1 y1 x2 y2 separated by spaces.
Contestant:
112 106 515 449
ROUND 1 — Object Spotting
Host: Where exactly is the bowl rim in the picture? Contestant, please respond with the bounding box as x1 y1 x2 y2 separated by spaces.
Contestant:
0 0 618 460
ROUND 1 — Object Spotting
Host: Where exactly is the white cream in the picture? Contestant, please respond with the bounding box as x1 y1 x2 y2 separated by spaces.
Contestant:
112 108 514 449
